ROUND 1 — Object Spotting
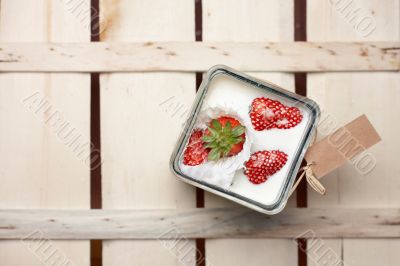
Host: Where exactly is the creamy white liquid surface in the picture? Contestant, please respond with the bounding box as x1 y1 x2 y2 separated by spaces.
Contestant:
181 74 310 206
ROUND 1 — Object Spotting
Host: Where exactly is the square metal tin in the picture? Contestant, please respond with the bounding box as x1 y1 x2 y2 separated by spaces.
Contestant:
170 65 320 214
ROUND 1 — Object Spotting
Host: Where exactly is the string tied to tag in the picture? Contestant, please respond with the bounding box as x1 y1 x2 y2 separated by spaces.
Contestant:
289 162 326 196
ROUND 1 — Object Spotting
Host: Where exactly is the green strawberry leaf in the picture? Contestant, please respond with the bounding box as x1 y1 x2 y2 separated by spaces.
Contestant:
211 119 222 130
232 125 245 136
208 148 221 161
207 127 219 136
233 137 244 144
204 142 218 148
222 149 230 157
202 135 214 143
225 121 232 132
203 118 247 161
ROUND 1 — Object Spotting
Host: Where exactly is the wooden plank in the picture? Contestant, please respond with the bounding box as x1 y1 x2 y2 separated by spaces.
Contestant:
0 0 90 265
307 0 400 265
1 208 399 239
202 1 298 265
99 0 196 265
0 41 398 72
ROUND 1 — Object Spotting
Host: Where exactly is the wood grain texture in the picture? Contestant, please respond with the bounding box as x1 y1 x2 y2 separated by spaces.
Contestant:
0 41 398 72
202 1 298 265
0 208 399 239
99 0 196 265
308 1 400 266
0 0 90 265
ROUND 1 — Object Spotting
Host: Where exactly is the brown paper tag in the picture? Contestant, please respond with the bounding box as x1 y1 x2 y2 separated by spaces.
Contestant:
305 114 381 179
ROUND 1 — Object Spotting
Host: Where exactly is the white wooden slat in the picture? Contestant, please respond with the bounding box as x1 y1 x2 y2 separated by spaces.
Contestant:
0 41 398 72
1 208 400 239
202 1 298 265
0 0 90 265
99 0 196 265
308 1 400 266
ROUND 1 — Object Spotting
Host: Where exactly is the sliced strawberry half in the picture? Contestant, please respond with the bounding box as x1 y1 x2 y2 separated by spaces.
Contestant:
249 97 282 131
249 97 303 130
244 150 288 184
183 129 209 166
275 106 303 129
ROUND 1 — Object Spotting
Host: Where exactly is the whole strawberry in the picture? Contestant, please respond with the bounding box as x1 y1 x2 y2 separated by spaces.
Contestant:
249 97 303 130
202 116 246 161
183 129 209 166
244 150 288 184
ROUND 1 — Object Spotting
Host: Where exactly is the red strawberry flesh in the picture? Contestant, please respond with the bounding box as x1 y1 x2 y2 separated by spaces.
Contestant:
275 106 303 129
250 97 281 131
183 129 209 166
250 97 303 130
244 150 288 184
